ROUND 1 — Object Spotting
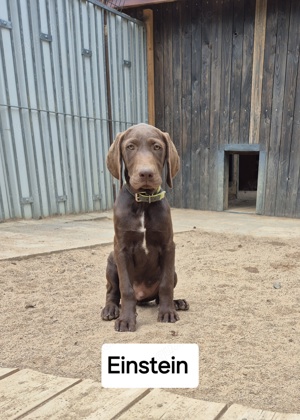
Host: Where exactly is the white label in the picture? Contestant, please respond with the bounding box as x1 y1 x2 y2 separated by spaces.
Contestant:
101 343 199 388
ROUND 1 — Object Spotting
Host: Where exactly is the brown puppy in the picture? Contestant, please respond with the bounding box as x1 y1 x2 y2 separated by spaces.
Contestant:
101 123 188 331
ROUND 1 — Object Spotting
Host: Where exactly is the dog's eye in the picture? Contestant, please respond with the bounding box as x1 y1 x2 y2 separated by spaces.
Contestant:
153 144 162 151
126 144 135 150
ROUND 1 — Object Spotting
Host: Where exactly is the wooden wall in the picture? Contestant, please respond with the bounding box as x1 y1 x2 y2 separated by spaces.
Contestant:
132 0 300 218
260 0 300 217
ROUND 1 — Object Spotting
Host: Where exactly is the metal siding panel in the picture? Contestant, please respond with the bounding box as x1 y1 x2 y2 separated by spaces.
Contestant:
123 20 133 126
141 26 148 122
0 130 11 220
83 2 96 212
108 14 121 137
71 1 88 212
0 0 146 220
94 9 113 210
1 0 30 219
18 1 42 218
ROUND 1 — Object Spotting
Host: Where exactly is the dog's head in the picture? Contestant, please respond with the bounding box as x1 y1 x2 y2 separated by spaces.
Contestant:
106 123 180 190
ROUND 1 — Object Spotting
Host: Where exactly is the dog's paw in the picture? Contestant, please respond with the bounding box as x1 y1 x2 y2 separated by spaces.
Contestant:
174 299 189 311
115 316 137 332
101 303 120 321
157 308 179 323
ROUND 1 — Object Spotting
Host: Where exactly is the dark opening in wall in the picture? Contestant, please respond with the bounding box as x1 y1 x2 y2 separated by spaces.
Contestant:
228 152 259 213
239 154 259 191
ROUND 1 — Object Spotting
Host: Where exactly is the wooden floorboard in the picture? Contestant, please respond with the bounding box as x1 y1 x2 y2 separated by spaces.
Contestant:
0 368 19 380
27 379 149 420
117 388 228 419
0 368 299 420
0 368 81 419
221 404 300 420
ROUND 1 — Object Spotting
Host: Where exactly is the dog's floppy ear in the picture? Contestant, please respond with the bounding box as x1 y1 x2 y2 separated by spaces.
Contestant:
106 131 125 187
162 132 180 188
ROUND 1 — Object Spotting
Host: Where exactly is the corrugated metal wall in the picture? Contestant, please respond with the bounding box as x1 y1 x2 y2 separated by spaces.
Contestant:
0 0 147 221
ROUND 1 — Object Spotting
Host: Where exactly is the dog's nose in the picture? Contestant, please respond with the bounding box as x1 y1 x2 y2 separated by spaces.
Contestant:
139 169 154 181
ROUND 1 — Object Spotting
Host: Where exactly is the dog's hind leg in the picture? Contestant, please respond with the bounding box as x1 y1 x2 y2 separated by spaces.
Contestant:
101 252 121 321
155 272 189 311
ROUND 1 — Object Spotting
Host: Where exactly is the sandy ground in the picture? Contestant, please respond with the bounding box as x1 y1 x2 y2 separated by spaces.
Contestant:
1 229 300 414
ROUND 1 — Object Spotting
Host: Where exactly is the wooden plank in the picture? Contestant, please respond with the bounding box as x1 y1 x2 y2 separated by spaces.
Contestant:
229 0 244 143
223 144 260 152
143 10 155 126
275 0 300 217
219 0 233 147
220 403 276 419
217 150 227 211
25 379 149 420
258 0 278 152
256 150 267 215
272 414 300 420
117 388 227 419
181 0 192 209
123 0 177 9
209 0 222 210
286 48 300 217
162 1 174 137
170 1 182 208
190 0 202 209
0 368 81 419
264 0 291 216
282 0 300 218
153 5 164 129
199 0 212 210
239 0 255 144
257 0 277 214
249 0 267 144
0 368 18 380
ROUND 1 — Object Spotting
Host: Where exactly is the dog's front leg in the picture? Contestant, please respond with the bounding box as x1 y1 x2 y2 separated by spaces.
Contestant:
114 250 137 332
157 241 179 323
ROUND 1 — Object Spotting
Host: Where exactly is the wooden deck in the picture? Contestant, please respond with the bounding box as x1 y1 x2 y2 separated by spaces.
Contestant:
0 368 299 420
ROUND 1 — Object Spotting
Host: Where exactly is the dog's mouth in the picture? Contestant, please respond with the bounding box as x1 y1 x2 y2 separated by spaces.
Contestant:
140 182 157 191
135 183 161 194
130 177 162 193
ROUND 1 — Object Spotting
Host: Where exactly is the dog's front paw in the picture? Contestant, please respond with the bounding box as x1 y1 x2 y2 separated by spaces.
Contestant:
174 299 189 311
157 308 180 323
101 303 120 321
115 314 137 332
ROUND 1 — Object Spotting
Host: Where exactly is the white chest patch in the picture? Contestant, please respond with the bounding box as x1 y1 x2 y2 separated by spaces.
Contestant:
139 213 149 254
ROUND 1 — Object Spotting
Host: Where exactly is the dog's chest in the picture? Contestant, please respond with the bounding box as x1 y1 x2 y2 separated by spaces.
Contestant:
138 212 149 253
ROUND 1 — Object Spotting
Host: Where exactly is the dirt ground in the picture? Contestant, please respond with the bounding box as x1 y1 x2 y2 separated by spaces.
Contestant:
1 229 300 414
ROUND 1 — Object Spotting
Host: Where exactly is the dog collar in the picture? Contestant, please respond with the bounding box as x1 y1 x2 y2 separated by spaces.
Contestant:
125 184 166 203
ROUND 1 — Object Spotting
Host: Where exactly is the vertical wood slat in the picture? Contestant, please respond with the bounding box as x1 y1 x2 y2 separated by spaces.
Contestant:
143 9 155 126
199 0 211 210
275 0 300 217
239 0 255 144
170 1 182 207
209 0 222 210
190 0 202 209
264 0 291 216
181 1 192 208
153 5 164 130
249 0 267 144
229 0 244 144
219 0 233 149
285 0 300 217
163 2 174 137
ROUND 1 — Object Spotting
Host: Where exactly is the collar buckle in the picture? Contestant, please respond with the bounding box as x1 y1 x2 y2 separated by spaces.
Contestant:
135 193 143 202
134 189 166 203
